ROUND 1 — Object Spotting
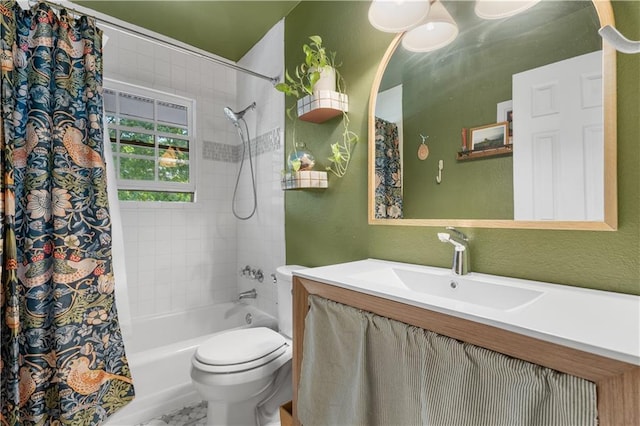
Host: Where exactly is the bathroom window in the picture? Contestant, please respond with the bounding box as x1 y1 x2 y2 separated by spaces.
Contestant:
104 80 195 202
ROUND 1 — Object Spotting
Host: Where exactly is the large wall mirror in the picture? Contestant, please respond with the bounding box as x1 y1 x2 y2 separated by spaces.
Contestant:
368 0 617 230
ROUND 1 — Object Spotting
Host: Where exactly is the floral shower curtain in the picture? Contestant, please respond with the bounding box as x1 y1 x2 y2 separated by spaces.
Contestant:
374 117 403 219
1 1 134 424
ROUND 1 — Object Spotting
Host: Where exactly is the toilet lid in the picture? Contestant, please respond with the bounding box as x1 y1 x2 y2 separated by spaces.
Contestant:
195 327 286 366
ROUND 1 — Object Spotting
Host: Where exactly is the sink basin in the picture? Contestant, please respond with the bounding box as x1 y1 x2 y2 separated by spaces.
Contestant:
294 258 640 365
350 267 544 311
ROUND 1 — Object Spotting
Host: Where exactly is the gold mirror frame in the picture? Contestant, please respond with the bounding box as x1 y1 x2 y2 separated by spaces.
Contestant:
368 0 617 230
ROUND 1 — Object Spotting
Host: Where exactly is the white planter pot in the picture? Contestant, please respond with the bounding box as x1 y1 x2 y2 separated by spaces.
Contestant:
311 66 336 93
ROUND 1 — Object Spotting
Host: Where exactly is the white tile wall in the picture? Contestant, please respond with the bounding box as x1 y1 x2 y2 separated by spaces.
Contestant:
236 20 286 319
102 21 284 320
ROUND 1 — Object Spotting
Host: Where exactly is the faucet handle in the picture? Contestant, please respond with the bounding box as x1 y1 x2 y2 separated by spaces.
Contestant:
445 226 468 241
240 265 251 276
437 232 451 243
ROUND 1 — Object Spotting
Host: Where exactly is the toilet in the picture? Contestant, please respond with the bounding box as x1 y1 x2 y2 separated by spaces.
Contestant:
191 265 306 426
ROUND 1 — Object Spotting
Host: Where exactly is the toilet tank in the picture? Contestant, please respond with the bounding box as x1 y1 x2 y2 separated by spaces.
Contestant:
276 265 306 338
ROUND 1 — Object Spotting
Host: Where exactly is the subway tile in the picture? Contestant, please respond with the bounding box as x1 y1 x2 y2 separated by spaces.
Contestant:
137 226 156 243
153 75 171 91
154 298 171 314
170 294 187 312
154 58 171 78
170 64 187 92
137 300 155 317
138 210 156 225
137 283 155 302
138 54 154 76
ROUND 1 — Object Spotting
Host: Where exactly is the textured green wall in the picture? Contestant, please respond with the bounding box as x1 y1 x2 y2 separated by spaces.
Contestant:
284 1 640 295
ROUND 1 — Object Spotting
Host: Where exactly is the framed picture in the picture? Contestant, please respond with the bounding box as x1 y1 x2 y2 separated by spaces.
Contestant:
470 122 508 151
496 100 513 143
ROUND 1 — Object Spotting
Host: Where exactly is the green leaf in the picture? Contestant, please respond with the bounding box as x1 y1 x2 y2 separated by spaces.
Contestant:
274 83 289 93
309 71 320 89
286 106 297 121
309 35 322 46
303 45 313 66
317 48 327 67
330 52 339 67
285 69 295 84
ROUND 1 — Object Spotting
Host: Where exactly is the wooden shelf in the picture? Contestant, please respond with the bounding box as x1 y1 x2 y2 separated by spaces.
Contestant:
456 144 513 161
298 108 342 123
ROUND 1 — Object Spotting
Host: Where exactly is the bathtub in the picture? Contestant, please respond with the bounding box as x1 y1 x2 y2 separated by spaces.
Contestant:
106 302 277 426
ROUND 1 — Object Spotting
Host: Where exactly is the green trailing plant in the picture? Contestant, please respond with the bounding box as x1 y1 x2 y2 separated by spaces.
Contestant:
275 35 336 98
276 35 358 178
328 117 358 177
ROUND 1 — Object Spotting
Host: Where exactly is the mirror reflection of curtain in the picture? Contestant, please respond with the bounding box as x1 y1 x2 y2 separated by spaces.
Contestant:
374 117 403 218
1 2 135 423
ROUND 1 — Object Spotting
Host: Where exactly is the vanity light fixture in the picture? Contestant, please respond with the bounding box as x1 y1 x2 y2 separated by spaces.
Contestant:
368 0 432 33
474 0 541 20
599 25 640 54
401 1 459 53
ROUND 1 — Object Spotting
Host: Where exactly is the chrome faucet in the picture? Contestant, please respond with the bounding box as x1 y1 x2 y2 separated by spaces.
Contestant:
437 227 470 276
238 288 257 300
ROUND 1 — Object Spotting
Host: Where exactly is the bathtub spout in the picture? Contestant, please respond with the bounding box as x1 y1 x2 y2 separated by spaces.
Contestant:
239 289 257 300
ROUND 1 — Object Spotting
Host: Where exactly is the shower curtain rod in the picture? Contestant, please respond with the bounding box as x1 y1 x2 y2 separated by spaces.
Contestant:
36 0 281 85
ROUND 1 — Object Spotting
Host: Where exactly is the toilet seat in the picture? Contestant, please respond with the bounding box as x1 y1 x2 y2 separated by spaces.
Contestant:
194 327 289 374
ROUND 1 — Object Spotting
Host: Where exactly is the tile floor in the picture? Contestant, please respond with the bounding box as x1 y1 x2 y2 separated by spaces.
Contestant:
138 401 207 426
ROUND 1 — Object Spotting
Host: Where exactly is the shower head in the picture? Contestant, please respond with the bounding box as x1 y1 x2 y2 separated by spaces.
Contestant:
224 102 256 125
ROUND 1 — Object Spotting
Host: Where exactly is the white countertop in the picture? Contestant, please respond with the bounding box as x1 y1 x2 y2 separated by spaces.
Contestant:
295 259 640 365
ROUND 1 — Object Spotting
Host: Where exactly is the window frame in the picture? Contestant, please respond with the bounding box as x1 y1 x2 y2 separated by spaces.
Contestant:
103 78 197 199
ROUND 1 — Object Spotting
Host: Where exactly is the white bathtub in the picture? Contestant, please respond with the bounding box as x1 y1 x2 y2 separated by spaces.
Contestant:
106 302 277 426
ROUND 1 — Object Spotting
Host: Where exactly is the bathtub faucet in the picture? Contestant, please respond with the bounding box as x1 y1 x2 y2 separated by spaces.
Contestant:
238 288 257 300
437 227 470 276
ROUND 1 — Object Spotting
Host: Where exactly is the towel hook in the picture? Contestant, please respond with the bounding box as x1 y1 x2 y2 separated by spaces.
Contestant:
436 160 444 184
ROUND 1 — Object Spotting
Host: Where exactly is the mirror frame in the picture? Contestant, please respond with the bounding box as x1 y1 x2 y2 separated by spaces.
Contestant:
368 0 617 230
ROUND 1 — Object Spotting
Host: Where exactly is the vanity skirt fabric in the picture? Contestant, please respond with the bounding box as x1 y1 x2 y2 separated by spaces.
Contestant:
298 295 597 426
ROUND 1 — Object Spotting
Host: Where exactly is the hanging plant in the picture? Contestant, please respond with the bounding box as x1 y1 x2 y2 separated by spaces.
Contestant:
327 111 358 178
276 35 358 178
275 35 336 98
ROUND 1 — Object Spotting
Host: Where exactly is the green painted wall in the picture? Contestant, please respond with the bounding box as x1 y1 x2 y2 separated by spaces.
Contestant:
284 1 640 295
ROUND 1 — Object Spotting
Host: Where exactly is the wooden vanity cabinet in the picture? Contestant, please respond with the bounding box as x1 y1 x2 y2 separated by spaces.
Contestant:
292 277 639 426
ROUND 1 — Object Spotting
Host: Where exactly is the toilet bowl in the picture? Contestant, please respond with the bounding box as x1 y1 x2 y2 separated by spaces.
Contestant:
190 265 305 426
